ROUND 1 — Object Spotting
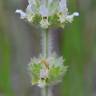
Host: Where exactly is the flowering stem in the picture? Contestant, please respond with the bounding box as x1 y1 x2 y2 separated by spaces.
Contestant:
41 87 47 96
41 29 53 57
41 87 53 96
41 29 48 58
48 30 53 56
48 87 53 96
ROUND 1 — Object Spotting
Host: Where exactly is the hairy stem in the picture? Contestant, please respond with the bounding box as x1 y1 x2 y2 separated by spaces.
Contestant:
48 30 53 56
41 30 48 58
48 87 53 96
41 29 53 57
41 87 47 96
41 30 49 58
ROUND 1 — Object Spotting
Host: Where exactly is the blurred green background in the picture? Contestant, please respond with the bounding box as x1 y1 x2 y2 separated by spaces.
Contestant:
0 0 96 96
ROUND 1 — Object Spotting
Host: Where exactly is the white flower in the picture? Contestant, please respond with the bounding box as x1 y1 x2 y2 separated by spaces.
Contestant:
26 4 34 14
59 0 67 12
40 68 48 79
16 4 35 22
58 0 79 24
15 9 26 19
40 17 50 29
66 12 79 23
39 5 49 17
39 0 60 17
26 4 35 22
28 0 36 5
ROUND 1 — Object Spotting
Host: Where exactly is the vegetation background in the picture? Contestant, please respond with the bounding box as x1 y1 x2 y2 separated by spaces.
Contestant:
0 0 96 96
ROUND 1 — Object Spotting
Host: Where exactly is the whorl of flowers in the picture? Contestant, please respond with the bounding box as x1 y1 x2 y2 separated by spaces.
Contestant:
28 53 68 88
16 0 79 29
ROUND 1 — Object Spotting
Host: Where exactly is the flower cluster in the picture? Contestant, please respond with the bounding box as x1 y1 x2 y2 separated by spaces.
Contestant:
28 53 68 88
16 0 79 29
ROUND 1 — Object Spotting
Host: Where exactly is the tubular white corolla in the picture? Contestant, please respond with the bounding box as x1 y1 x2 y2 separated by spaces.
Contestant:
66 12 79 22
15 9 26 19
59 0 67 12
